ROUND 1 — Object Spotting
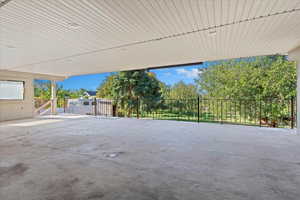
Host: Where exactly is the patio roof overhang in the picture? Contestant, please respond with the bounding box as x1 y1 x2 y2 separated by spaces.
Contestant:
1 0 300 78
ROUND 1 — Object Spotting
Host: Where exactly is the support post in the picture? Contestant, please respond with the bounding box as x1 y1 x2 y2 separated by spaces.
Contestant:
259 99 262 127
64 97 66 113
136 97 140 119
288 46 300 133
94 98 97 116
197 96 200 123
291 97 295 129
296 60 299 132
51 80 57 115
221 100 223 124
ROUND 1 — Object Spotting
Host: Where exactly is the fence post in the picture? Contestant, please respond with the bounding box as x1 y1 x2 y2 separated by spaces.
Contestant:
115 100 118 117
137 97 140 119
291 97 295 129
64 97 66 113
259 99 262 127
94 98 97 116
221 100 223 124
197 96 200 123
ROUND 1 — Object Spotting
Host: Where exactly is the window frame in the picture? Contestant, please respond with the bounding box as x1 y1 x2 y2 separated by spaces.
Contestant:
0 80 25 101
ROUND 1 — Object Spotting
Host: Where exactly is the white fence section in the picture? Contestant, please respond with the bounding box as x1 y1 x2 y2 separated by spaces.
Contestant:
66 98 113 116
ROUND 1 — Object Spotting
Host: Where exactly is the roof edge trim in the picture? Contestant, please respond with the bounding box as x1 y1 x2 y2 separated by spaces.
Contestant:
0 70 67 81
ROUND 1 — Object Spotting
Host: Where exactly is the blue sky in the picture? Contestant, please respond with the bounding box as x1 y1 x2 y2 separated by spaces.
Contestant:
58 61 214 91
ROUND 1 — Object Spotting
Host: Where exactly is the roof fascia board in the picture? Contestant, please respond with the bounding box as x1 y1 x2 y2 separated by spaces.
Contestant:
0 70 67 81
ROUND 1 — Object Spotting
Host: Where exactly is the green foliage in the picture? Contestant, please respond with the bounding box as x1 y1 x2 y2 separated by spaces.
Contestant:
196 55 296 100
158 81 171 99
111 70 162 116
96 72 200 117
158 81 198 112
34 80 86 108
96 75 115 99
195 55 296 125
34 81 51 100
168 81 199 99
76 88 88 98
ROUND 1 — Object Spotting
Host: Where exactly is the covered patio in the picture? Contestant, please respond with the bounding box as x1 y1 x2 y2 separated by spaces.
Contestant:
0 114 299 200
1 0 300 199
1 0 300 131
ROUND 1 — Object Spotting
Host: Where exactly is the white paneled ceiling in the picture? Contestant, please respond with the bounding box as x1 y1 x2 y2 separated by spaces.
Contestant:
1 0 300 77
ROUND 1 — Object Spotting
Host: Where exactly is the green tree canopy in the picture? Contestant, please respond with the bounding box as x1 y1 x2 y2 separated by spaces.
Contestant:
158 81 171 99
96 75 115 99
196 55 296 100
34 80 86 108
111 70 162 116
168 81 199 99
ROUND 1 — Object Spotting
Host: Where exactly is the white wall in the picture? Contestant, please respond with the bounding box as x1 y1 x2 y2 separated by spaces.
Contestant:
0 72 34 121
0 70 66 122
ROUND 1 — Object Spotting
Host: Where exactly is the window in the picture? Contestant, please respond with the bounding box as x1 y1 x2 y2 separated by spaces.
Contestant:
0 80 25 100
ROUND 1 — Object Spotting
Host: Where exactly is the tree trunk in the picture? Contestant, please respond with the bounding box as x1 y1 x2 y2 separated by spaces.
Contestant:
128 108 132 117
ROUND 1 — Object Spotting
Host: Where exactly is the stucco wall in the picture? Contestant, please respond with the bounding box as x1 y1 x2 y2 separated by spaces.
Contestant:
0 73 34 122
0 70 66 122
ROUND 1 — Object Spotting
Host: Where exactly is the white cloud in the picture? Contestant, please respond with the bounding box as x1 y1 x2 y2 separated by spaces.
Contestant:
176 68 201 78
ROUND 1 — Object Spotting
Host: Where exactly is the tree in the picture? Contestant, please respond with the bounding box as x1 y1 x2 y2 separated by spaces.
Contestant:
158 81 171 99
111 70 162 117
195 55 296 126
196 55 296 100
168 81 199 99
75 88 87 98
34 80 85 108
96 75 115 99
34 80 51 100
158 81 199 114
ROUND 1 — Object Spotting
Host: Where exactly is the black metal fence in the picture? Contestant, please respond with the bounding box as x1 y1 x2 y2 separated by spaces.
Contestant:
64 97 297 129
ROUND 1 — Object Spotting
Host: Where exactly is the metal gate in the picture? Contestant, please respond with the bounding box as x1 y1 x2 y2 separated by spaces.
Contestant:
64 98 114 116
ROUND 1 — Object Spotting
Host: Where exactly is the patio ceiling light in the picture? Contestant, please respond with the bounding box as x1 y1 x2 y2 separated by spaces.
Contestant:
208 30 217 36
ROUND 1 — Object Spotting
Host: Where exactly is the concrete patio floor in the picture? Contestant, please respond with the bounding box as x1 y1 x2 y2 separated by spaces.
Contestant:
0 114 300 200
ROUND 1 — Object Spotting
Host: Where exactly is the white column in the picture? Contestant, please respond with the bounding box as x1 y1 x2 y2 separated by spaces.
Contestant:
296 61 300 133
51 80 57 115
289 46 300 133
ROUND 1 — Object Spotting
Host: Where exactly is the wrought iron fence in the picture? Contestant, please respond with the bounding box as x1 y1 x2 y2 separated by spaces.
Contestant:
63 97 297 129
